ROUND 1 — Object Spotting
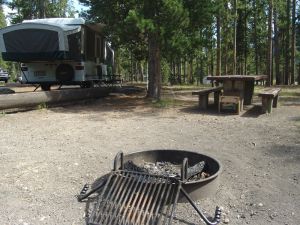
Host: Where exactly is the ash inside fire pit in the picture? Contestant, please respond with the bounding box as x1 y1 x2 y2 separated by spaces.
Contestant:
124 160 210 181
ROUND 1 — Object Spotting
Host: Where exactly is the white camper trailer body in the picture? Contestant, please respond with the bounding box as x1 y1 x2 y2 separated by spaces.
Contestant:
0 18 114 90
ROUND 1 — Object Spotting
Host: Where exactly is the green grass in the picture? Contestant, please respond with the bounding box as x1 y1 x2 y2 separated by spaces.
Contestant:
280 87 300 97
255 86 300 95
36 102 48 110
151 98 182 108
162 84 211 91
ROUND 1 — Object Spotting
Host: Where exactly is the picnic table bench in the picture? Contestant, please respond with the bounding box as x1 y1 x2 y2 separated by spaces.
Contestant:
192 86 223 109
258 88 281 113
218 91 243 114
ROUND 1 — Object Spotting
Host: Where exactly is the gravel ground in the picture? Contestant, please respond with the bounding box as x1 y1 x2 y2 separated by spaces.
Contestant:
0 88 299 225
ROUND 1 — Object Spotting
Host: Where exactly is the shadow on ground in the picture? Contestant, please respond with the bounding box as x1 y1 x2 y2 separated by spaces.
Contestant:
241 105 262 118
268 144 300 163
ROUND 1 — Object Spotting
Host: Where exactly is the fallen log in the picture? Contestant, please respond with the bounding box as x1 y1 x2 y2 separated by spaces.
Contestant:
0 87 110 110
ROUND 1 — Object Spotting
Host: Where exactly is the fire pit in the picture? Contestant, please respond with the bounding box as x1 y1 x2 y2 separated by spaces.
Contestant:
78 150 222 225
124 149 221 201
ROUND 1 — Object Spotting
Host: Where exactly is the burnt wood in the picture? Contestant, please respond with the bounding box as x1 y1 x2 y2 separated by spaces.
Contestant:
258 88 281 113
187 161 205 179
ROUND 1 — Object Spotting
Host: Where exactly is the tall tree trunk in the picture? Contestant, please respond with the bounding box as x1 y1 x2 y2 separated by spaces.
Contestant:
177 60 181 84
38 0 46 18
189 60 193 84
210 48 214 76
282 31 286 84
130 52 134 82
216 13 221 76
291 0 296 84
233 0 237 75
284 0 291 85
147 33 161 99
244 0 248 75
253 0 259 75
267 0 273 86
183 59 187 83
223 45 228 75
274 8 281 85
200 58 204 84
139 62 144 82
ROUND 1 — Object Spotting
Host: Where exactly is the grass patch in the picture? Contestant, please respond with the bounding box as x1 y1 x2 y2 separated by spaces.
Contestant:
37 102 48 110
151 98 182 108
280 88 300 97
163 84 211 91
255 86 300 95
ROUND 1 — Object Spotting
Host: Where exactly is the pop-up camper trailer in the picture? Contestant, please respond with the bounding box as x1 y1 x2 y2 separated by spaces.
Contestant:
0 18 114 90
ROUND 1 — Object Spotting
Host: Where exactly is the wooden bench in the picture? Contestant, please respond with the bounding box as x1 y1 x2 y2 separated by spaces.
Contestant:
258 88 281 113
192 86 223 109
219 95 241 114
218 91 243 114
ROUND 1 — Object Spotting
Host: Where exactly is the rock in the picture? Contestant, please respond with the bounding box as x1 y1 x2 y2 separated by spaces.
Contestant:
224 218 230 224
258 203 263 207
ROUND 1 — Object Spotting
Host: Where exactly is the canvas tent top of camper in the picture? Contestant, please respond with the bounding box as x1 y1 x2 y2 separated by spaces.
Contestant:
0 18 106 62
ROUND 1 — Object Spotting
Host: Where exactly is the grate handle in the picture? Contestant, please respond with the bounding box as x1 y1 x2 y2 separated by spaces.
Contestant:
113 151 124 171
180 188 221 225
181 157 189 182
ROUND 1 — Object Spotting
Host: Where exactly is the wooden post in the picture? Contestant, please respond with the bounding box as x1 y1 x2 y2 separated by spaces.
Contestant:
262 97 273 113
198 95 209 109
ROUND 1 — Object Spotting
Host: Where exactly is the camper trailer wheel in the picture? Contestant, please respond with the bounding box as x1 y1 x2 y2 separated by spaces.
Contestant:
56 64 74 82
41 84 51 91
80 81 94 88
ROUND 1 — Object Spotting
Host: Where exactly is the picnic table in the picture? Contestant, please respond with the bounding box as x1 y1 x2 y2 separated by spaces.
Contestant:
207 75 267 105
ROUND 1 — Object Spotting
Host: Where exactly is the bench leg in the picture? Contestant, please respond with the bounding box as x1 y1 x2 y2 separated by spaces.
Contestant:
236 100 240 115
198 94 209 109
262 97 273 113
273 95 279 108
218 97 222 113
214 91 222 108
240 98 244 112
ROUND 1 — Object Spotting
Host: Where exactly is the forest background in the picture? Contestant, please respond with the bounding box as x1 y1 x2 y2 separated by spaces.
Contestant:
0 0 299 98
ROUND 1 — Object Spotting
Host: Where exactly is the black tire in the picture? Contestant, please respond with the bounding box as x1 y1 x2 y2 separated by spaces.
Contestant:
56 64 74 82
4 79 8 83
80 81 94 88
41 84 51 91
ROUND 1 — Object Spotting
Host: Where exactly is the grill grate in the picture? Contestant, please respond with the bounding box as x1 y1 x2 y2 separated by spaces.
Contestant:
79 152 221 225
89 171 180 225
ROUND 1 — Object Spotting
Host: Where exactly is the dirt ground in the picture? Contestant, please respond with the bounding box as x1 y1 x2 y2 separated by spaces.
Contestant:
0 86 299 225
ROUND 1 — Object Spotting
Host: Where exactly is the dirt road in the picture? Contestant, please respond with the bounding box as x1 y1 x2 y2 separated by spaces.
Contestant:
0 89 299 225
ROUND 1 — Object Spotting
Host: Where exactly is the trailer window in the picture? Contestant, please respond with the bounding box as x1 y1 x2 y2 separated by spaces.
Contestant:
86 29 95 60
68 32 81 58
3 29 59 53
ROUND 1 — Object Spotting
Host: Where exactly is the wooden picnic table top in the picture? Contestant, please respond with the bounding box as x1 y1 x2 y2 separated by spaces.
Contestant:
207 75 267 81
